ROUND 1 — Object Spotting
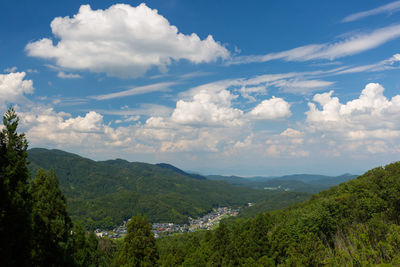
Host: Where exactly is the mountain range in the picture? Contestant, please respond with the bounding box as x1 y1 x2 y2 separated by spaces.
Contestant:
27 148 356 229
27 148 271 229
207 173 357 193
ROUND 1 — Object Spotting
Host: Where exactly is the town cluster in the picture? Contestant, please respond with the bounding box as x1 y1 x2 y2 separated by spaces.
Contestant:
95 207 238 239
95 221 128 239
152 207 238 238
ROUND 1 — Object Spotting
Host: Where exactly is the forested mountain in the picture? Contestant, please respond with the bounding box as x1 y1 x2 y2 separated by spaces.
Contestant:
27 148 274 229
236 191 311 219
3 107 400 266
158 161 400 266
207 173 357 193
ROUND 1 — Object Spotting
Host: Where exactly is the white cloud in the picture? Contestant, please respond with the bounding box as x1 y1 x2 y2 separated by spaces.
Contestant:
26 69 39 74
171 88 244 127
95 104 173 117
280 128 303 138
306 83 400 140
26 3 229 78
115 115 140 124
19 107 135 149
57 72 82 79
0 72 34 107
230 24 400 64
342 1 400 22
335 53 400 74
91 82 177 100
249 97 291 120
3 66 17 73
239 85 267 101
271 79 334 94
60 111 104 132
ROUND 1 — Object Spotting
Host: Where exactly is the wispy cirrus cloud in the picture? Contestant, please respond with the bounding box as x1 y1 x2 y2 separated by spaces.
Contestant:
335 53 400 74
229 24 400 64
57 72 82 79
3 66 17 73
94 104 173 117
91 81 178 100
342 1 400 23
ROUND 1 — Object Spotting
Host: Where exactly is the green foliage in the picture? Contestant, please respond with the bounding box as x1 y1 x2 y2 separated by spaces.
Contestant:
71 223 110 266
157 162 400 266
207 173 357 193
0 107 32 266
3 107 400 266
115 215 158 267
157 231 206 266
30 169 74 266
237 191 310 219
28 148 273 228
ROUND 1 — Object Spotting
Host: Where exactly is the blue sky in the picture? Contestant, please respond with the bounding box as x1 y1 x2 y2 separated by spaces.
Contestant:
1 0 400 176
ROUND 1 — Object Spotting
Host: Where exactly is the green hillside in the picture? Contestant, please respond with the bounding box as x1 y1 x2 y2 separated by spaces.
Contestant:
237 191 311 219
158 161 400 266
207 173 357 193
27 148 273 229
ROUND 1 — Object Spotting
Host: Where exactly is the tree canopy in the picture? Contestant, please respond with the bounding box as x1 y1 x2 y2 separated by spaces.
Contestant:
0 107 32 266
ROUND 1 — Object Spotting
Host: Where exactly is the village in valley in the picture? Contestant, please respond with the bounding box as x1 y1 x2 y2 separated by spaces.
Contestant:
95 207 239 239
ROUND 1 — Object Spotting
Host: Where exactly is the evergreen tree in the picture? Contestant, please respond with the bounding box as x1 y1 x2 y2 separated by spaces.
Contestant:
0 106 32 266
30 169 74 266
116 215 158 267
72 223 102 267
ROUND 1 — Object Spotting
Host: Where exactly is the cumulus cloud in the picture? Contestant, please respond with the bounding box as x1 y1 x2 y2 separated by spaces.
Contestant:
0 72 34 107
306 83 400 140
60 111 103 132
342 1 400 22
26 3 229 78
19 107 135 149
249 97 291 120
171 88 244 127
230 24 400 64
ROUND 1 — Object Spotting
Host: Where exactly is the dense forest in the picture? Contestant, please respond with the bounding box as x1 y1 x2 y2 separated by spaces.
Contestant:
207 173 357 193
157 161 400 265
27 149 356 229
27 148 278 229
2 106 400 266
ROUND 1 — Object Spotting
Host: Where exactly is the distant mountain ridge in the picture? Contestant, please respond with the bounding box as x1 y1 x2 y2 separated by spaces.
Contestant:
27 148 271 229
27 148 357 229
207 173 358 193
156 163 206 180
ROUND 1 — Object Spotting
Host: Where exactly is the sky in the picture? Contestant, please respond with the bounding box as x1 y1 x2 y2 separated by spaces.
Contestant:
1 0 400 176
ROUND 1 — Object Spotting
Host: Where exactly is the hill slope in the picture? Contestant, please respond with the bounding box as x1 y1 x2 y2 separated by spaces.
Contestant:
28 148 271 229
207 173 357 193
158 161 400 266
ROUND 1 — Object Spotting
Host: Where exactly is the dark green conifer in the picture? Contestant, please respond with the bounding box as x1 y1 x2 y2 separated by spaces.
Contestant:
30 169 74 266
0 107 32 266
116 215 158 267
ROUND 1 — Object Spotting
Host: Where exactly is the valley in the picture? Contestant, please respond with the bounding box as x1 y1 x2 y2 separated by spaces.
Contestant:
27 148 354 229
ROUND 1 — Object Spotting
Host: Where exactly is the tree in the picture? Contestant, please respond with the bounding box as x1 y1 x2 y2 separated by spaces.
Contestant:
30 169 74 266
0 106 32 266
116 215 158 267
72 223 102 267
